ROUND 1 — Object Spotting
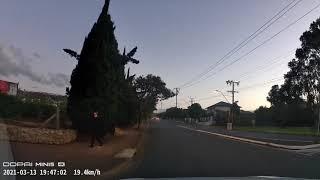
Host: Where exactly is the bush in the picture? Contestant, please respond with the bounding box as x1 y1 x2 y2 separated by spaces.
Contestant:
0 94 56 120
254 106 274 126
271 104 314 127
236 111 255 126
254 104 314 127
161 107 187 119
0 94 21 118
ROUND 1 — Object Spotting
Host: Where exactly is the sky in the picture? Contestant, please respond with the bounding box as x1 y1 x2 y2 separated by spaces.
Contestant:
0 0 319 111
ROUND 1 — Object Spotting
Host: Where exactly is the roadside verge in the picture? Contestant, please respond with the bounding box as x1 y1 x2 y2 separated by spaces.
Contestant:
99 123 150 179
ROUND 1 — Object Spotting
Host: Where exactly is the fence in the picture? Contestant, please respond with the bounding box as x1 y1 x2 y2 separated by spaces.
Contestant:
0 94 72 129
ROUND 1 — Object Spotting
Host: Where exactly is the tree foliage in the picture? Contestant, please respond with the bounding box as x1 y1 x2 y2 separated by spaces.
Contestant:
254 106 273 126
159 103 207 120
283 18 320 106
187 103 205 119
65 0 141 131
160 107 187 119
134 74 174 123
266 17 320 127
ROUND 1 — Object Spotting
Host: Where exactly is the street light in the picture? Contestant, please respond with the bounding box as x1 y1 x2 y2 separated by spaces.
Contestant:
215 90 230 103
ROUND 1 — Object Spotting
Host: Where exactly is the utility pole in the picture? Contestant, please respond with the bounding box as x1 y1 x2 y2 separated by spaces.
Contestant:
318 94 320 136
173 88 180 108
226 80 240 105
189 96 195 106
226 80 240 130
318 105 320 136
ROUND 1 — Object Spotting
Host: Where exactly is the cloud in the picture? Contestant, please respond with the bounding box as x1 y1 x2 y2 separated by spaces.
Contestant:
48 73 69 87
0 44 69 87
33 52 41 59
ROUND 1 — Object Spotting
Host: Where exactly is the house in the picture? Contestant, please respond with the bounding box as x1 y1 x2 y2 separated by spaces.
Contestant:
206 101 241 113
206 101 241 125
0 80 18 96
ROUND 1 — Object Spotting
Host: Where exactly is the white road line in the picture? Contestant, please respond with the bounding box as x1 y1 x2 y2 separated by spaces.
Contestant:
178 125 267 145
248 137 313 143
295 147 320 156
177 125 320 151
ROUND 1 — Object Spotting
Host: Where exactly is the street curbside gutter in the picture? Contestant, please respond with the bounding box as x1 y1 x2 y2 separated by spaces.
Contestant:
178 125 320 150
99 124 149 179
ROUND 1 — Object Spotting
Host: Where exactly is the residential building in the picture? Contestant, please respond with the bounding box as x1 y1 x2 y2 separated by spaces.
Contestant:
206 101 241 125
0 80 18 96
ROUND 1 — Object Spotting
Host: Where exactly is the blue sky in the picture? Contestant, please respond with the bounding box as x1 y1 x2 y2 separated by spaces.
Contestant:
0 0 319 111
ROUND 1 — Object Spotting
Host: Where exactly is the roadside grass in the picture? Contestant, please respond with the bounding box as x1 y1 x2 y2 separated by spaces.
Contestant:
235 126 320 137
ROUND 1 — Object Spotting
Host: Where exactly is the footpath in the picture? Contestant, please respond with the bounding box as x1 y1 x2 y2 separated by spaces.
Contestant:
3 125 148 180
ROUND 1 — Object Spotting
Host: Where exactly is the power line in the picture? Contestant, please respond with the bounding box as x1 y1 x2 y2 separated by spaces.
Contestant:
180 77 283 109
197 94 221 102
239 61 288 82
189 96 195 105
215 90 231 103
179 0 299 88
239 61 287 80
237 49 294 80
216 2 320 73
182 99 189 104
180 93 229 105
179 77 282 109
178 0 301 89
239 77 284 91
182 2 320 89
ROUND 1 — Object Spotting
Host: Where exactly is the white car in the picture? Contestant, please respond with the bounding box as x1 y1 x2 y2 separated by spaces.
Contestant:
151 117 160 121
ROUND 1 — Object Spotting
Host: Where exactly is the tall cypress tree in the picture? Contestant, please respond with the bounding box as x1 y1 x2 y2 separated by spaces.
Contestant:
66 0 139 131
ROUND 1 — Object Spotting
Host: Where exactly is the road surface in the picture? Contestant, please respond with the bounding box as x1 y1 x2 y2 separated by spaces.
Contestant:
195 124 318 146
119 119 320 179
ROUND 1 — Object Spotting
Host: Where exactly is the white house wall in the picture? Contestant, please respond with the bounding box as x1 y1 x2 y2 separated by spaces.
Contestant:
215 106 230 112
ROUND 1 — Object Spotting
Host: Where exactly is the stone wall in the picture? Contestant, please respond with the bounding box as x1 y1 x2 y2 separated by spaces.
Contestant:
0 123 77 144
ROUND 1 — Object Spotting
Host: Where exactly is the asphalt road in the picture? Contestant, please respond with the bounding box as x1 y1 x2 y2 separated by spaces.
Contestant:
119 119 320 179
195 124 319 146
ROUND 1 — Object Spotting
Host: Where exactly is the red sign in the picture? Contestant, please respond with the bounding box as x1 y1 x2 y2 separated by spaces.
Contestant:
0 80 9 94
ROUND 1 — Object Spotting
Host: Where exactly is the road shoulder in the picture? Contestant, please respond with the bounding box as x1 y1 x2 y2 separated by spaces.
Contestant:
177 124 320 150
99 124 150 179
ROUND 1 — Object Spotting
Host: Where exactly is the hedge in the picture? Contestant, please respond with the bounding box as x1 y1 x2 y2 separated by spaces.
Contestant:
0 94 56 120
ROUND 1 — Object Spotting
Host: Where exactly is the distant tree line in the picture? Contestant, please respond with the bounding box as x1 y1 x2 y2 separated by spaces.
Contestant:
159 103 206 120
262 17 320 127
160 103 254 126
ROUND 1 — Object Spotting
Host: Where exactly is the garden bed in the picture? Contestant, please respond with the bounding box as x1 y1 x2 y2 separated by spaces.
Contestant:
0 123 77 144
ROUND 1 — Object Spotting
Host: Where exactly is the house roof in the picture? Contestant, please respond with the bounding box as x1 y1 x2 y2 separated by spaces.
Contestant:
0 79 18 85
206 101 241 109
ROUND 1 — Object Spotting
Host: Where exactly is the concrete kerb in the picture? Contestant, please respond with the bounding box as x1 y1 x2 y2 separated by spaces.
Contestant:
99 123 150 179
178 125 320 150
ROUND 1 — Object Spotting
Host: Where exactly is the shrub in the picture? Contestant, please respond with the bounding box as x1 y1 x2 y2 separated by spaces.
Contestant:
0 94 56 120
